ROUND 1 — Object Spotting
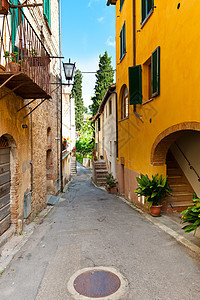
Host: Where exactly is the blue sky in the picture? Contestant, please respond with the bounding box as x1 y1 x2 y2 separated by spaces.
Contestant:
61 0 116 108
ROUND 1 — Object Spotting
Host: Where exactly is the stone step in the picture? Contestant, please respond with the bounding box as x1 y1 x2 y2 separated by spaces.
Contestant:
170 183 193 193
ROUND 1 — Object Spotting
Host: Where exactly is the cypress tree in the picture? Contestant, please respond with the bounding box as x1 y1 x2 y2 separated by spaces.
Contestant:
71 69 84 131
90 51 114 115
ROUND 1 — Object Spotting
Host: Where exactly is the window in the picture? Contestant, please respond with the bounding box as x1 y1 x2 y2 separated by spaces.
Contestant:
141 0 154 24
109 99 112 115
98 118 101 131
10 0 23 52
121 85 129 119
120 0 124 11
133 46 160 103
129 65 142 105
44 0 51 28
143 57 152 101
120 22 126 60
152 46 160 97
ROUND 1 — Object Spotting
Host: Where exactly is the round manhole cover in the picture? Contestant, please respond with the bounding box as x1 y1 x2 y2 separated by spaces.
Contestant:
68 267 129 300
73 270 121 298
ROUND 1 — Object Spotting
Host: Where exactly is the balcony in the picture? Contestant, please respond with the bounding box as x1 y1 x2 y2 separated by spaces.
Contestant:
0 7 51 99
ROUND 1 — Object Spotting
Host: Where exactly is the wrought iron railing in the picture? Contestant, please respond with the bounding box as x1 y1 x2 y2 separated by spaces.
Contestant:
0 7 50 96
175 142 200 182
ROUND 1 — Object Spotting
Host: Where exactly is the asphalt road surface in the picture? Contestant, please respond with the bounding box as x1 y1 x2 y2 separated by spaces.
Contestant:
0 163 200 299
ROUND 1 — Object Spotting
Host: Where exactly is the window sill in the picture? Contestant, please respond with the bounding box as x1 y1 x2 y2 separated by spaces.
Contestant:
141 9 154 29
142 98 154 105
118 117 129 122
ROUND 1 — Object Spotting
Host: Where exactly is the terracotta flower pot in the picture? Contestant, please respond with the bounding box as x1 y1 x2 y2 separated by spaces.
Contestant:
150 205 162 217
109 186 118 194
7 62 20 72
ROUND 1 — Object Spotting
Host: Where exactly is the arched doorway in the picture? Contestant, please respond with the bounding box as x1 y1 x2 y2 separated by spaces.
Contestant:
151 122 200 212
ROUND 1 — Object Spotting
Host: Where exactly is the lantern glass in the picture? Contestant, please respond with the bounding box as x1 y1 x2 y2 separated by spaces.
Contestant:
63 62 75 81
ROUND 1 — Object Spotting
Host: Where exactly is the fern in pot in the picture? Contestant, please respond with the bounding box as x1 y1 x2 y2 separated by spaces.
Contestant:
135 174 171 216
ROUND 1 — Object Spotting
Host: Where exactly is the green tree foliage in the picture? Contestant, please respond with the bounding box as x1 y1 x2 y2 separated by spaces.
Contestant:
71 70 84 131
76 119 94 156
90 51 114 115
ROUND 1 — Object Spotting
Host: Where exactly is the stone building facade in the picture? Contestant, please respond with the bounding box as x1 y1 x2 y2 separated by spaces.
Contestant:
0 0 61 236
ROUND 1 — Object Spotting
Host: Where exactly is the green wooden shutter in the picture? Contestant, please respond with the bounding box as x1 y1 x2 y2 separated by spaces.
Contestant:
120 23 126 60
147 0 154 14
120 29 122 59
129 65 142 105
44 0 51 28
151 46 160 97
141 0 146 22
120 0 124 11
123 23 126 55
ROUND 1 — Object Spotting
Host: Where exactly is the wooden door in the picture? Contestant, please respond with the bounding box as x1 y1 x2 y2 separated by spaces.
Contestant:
0 138 11 236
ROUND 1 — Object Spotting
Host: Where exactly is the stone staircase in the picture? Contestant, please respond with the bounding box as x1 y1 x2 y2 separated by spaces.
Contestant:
93 160 108 186
166 151 194 212
71 156 77 176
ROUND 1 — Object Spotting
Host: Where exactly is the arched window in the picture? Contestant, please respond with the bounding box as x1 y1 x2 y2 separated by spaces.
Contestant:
121 85 129 120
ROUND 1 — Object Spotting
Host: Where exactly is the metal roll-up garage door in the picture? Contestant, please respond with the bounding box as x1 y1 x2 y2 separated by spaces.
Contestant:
0 142 11 236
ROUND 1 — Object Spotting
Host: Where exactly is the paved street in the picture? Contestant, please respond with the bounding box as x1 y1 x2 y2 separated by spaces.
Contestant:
0 164 200 299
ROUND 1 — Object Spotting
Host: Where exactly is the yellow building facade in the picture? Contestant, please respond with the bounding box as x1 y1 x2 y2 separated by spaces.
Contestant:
107 0 200 212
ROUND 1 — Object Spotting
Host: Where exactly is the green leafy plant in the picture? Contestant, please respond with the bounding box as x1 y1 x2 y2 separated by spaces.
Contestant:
75 120 94 156
100 155 104 159
3 51 18 62
106 173 118 188
3 51 10 59
32 49 38 57
181 194 200 236
135 174 171 207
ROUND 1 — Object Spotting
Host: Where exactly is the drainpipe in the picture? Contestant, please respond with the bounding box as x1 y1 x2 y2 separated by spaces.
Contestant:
133 0 142 120
58 0 63 192
28 106 33 194
115 92 118 158
133 0 136 67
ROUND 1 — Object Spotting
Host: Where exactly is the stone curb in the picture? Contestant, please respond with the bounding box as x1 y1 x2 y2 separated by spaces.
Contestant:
117 196 200 257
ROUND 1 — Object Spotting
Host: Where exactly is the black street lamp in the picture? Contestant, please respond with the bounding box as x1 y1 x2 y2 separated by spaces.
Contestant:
63 59 76 84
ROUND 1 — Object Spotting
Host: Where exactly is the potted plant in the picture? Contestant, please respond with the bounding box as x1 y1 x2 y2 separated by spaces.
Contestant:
62 138 67 150
100 155 104 159
4 51 20 72
135 174 171 216
106 173 118 194
181 194 200 236
27 49 50 67
0 0 10 15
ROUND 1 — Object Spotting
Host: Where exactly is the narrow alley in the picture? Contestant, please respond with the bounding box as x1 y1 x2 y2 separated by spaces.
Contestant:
0 164 200 300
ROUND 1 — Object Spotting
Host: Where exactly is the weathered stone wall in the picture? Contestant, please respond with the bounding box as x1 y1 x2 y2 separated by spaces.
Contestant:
24 1 61 218
0 88 31 226
0 1 61 234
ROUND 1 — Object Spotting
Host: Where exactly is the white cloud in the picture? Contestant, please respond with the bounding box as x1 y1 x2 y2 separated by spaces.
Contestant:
97 17 104 23
106 36 116 47
88 0 100 8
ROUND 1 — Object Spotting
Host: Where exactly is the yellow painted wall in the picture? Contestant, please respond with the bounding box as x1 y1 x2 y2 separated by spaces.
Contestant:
115 0 200 178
